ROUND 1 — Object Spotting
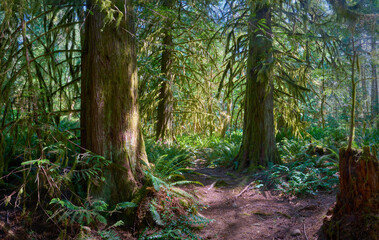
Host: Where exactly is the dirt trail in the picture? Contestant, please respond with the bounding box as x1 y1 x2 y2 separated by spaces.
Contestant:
0 162 336 240
184 163 336 240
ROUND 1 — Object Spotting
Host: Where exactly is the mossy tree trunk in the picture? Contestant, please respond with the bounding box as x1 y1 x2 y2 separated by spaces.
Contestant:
235 1 280 170
323 147 379 239
156 0 174 143
81 0 148 205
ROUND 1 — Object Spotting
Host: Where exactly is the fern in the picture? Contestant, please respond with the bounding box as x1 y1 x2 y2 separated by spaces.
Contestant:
97 220 125 240
255 136 340 196
140 165 210 240
98 229 122 240
49 198 137 226
149 200 165 226
49 198 108 225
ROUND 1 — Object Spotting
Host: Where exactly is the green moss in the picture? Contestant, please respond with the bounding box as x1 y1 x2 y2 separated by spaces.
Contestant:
215 180 229 187
253 211 272 217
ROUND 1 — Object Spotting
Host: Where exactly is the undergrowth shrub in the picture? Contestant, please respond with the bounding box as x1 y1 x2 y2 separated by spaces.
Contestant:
2 120 211 239
138 169 210 240
256 137 339 196
2 138 134 239
145 139 193 164
48 198 136 226
145 131 242 169
277 138 310 163
132 147 210 240
264 158 339 196
174 132 242 167
145 141 193 181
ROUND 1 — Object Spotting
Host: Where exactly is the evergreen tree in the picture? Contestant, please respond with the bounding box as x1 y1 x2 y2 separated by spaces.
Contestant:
235 1 280 170
81 0 148 205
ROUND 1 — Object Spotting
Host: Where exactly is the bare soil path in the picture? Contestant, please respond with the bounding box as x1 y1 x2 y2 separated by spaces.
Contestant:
184 162 336 240
0 162 336 240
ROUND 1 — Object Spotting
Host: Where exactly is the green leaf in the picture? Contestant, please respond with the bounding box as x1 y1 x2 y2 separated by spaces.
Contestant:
115 202 137 210
21 159 50 166
149 203 164 226
96 214 107 224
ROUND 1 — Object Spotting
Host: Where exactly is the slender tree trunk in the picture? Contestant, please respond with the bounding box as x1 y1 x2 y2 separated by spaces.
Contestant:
323 33 379 240
371 35 378 121
321 73 326 129
156 0 174 143
221 63 234 138
236 2 280 170
361 63 368 119
301 0 310 66
333 71 340 119
208 96 214 136
347 37 356 151
81 0 148 205
220 99 231 138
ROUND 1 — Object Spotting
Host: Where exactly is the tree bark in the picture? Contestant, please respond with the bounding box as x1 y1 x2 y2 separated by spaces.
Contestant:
236 2 280 170
81 0 148 205
156 0 174 143
323 147 379 240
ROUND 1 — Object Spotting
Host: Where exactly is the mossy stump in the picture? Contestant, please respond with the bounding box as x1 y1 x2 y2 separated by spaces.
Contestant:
323 147 379 240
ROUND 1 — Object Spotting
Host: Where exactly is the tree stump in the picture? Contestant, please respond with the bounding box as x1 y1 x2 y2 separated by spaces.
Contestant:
323 147 379 240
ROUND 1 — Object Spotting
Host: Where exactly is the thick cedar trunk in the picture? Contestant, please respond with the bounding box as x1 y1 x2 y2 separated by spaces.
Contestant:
81 0 148 205
371 36 378 121
323 147 379 239
156 0 174 143
236 2 280 170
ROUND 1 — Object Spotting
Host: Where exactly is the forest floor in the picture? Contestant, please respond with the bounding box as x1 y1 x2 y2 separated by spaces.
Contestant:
0 161 336 240
183 159 336 240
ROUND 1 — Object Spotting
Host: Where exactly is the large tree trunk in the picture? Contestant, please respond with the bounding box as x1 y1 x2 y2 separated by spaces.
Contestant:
81 0 148 205
236 2 280 170
323 147 379 239
156 0 174 143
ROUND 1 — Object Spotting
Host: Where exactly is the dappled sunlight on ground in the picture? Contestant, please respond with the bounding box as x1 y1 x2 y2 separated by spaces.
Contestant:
184 164 335 240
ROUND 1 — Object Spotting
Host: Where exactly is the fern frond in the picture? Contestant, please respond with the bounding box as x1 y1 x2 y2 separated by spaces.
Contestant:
169 180 203 187
149 201 165 226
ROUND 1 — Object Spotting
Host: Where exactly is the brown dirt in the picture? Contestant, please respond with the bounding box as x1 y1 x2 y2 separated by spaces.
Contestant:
184 164 336 240
0 164 336 240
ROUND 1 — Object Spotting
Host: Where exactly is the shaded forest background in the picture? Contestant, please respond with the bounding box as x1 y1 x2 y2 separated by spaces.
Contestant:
0 0 378 239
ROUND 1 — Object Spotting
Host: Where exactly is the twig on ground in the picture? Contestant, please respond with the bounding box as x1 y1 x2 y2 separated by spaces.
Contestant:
236 181 254 198
207 181 217 192
303 223 309 240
